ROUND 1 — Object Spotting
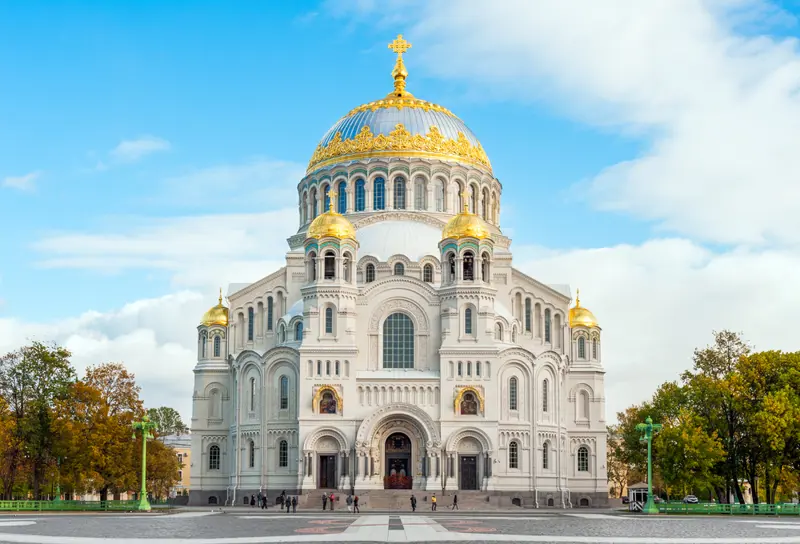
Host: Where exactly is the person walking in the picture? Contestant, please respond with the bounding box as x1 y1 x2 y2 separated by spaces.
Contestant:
257 491 262 509
291 496 297 513
353 495 360 514
410 494 417 512
431 494 437 511
329 492 335 511
451 494 459 510
250 494 255 507
322 492 328 511
346 494 353 513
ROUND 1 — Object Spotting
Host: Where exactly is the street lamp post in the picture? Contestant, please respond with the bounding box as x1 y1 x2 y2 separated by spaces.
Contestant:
132 415 157 512
54 457 62 502
635 416 663 514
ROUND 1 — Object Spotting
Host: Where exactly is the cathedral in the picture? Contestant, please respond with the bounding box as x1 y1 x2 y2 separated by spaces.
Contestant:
189 35 607 508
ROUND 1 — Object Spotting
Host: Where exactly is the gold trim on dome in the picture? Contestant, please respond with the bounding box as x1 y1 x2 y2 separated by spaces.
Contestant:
346 97 457 118
569 288 599 329
313 385 343 414
454 386 485 414
307 124 492 174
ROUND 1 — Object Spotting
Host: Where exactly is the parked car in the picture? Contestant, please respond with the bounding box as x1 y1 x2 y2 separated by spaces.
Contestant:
683 495 699 504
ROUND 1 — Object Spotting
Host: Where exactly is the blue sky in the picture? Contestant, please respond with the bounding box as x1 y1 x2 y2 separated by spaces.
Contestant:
2 1 799 419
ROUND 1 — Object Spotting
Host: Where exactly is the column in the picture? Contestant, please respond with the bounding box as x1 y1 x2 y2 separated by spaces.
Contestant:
386 177 394 210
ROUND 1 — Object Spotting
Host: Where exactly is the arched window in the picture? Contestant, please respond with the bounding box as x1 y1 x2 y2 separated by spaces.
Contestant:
279 440 288 467
337 181 347 213
394 262 404 276
482 188 490 218
325 307 333 334
464 308 473 335
247 307 254 341
494 322 503 341
423 264 433 283
467 361 472 376
577 446 589 472
542 379 549 413
278 324 286 343
267 297 273 331
326 360 331 375
543 442 549 469
209 445 220 470
448 253 456 283
373 177 385 210
310 188 318 218
301 191 308 224
512 327 517 343
335 360 340 375
434 178 444 211
578 337 586 358
509 441 519 469
208 496 218 505
249 377 255 411
322 184 330 210
365 263 376 283
209 389 220 418
524 298 531 332
460 392 478 414
476 361 482 376
382 312 414 369
307 251 317 281
355 179 366 211
213 336 221 357
463 251 474 281
280 376 289 410
201 332 207 358
295 321 303 342
580 390 590 419
248 440 255 468
471 185 479 214
343 252 352 283
414 177 425 210
324 251 335 280
394 176 406 209
592 338 598 359
481 252 490 282
544 309 552 343
509 377 518 410
319 391 337 414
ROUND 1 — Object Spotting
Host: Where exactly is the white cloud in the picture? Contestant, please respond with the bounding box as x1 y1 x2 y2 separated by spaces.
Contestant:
110 136 171 163
0 292 206 421
32 209 296 290
339 0 800 246
2 171 40 191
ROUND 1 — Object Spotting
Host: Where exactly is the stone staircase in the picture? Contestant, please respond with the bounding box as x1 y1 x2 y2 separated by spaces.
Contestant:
357 490 494 511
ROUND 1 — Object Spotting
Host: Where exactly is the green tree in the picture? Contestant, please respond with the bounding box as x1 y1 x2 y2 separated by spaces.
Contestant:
0 342 75 499
147 406 189 437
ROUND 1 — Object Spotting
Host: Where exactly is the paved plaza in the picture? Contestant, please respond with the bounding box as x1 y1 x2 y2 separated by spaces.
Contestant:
1 510 800 543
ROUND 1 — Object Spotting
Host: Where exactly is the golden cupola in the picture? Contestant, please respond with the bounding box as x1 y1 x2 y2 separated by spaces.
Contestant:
201 289 229 327
307 190 356 240
442 192 492 240
569 289 599 328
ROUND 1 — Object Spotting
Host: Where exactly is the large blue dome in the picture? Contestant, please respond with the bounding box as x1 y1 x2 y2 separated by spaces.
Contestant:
307 95 492 175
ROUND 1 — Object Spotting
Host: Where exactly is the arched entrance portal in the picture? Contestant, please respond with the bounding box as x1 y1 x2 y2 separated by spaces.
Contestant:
384 433 412 489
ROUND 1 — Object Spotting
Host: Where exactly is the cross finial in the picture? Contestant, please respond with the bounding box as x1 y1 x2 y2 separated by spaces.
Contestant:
460 191 470 213
388 34 413 97
326 189 337 212
218 287 223 305
576 288 580 307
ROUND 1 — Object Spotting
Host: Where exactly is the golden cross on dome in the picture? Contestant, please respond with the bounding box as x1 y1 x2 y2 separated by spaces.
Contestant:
327 189 337 212
576 288 581 307
388 34 413 97
218 287 223 305
460 191 470 213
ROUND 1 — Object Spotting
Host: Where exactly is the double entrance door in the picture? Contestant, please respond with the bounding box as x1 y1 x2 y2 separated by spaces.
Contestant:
318 455 337 489
459 455 478 490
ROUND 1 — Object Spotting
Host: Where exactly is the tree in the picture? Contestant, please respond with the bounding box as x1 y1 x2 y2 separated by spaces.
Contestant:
147 407 189 437
141 438 181 500
0 342 75 499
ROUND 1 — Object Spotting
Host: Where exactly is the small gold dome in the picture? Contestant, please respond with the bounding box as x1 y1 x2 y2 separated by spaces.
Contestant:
442 194 491 240
307 193 356 240
569 289 599 328
201 289 229 327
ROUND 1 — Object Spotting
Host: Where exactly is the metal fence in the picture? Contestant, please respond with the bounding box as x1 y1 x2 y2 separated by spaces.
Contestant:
657 502 800 516
0 500 142 512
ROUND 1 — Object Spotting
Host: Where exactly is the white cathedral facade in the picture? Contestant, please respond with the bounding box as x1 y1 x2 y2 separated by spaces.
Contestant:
189 36 607 508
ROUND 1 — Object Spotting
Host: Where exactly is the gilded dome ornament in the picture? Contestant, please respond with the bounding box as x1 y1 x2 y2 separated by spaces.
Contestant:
306 34 492 174
441 192 492 240
569 289 599 329
201 288 229 327
306 190 357 240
